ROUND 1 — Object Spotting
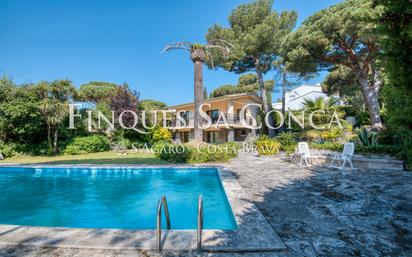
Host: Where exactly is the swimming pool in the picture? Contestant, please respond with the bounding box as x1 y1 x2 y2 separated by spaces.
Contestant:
0 166 237 230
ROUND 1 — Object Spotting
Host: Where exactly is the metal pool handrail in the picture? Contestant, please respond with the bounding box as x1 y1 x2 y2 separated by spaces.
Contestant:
197 195 203 253
156 195 171 253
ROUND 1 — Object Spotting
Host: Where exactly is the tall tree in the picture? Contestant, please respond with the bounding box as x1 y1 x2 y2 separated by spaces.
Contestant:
36 79 76 153
109 83 140 129
0 77 45 143
203 87 208 99
272 60 307 127
322 65 365 118
210 74 274 98
139 99 167 111
282 0 383 129
375 0 412 167
206 0 297 137
78 81 118 103
162 42 230 141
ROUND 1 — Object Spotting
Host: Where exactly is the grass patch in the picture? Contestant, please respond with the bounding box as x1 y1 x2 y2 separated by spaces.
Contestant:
0 151 170 165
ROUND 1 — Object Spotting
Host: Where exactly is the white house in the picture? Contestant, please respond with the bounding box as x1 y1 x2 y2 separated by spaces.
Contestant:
272 84 336 110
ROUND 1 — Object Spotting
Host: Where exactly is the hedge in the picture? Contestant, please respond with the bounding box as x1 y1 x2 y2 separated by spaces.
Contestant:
64 135 110 155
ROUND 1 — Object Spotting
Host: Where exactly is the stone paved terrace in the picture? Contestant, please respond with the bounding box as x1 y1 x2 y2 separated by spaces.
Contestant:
225 153 412 257
1 153 412 257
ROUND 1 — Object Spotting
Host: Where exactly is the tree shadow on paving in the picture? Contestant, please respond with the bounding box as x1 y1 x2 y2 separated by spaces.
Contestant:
210 159 412 256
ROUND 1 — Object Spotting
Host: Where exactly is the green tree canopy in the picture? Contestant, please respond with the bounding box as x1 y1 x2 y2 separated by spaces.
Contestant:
0 78 46 143
139 99 167 110
0 76 15 102
206 0 297 137
282 0 383 129
210 73 274 98
35 79 77 153
376 0 412 167
78 81 118 103
322 65 365 117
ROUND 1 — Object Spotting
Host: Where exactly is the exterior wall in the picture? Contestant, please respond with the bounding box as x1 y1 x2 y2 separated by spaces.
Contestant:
273 85 338 111
171 95 260 128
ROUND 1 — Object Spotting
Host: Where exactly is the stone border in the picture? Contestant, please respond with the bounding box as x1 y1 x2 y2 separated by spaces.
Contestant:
0 164 285 252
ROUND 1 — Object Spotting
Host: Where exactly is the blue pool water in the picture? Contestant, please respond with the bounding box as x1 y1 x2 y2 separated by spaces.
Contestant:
0 167 237 230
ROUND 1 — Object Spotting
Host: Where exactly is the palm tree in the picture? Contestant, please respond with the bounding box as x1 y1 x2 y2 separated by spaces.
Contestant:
302 96 340 111
303 96 343 126
37 80 76 153
162 42 230 141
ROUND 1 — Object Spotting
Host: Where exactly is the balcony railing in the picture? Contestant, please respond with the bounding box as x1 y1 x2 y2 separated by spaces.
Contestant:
171 113 254 128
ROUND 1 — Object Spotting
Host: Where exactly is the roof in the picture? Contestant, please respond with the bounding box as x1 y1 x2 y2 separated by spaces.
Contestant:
289 85 323 93
168 93 262 109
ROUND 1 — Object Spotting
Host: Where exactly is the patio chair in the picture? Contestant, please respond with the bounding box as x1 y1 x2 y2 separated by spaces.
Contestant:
296 142 319 167
329 142 356 170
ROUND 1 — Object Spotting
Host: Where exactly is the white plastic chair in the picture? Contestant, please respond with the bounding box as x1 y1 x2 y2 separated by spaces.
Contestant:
329 142 356 170
296 142 319 167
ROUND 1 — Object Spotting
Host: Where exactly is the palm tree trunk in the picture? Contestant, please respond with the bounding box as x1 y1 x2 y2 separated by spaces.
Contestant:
47 122 52 152
53 127 58 154
193 60 204 141
256 66 275 137
281 71 287 131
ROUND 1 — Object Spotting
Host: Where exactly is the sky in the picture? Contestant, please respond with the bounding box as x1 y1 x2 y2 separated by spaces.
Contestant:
0 0 342 106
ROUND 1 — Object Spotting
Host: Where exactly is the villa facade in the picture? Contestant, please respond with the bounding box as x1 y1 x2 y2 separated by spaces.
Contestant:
272 84 337 110
168 93 261 143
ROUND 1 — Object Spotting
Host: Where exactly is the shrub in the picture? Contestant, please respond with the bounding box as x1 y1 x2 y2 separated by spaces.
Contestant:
304 130 321 141
24 141 51 155
356 111 370 126
311 141 343 152
276 131 295 146
0 143 18 158
153 142 191 163
152 127 172 143
114 138 132 150
153 141 239 163
255 135 281 155
189 142 239 163
341 120 353 132
320 127 342 141
357 127 378 146
282 144 297 154
355 144 402 157
275 131 297 153
64 135 110 155
0 141 52 158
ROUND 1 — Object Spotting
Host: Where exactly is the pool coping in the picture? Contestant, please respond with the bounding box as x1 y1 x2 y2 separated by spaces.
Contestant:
0 164 286 252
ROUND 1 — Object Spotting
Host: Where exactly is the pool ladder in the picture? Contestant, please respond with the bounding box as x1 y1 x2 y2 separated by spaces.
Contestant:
156 195 203 253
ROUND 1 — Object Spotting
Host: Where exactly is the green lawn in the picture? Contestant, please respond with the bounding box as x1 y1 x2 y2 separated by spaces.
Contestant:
0 151 170 165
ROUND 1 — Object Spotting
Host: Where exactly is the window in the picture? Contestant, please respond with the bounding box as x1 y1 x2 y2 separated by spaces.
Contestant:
207 109 220 123
181 111 190 123
236 109 246 122
208 131 220 143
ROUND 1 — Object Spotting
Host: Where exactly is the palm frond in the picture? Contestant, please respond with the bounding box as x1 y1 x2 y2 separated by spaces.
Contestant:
204 44 230 55
161 42 192 53
205 51 215 69
206 39 234 49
